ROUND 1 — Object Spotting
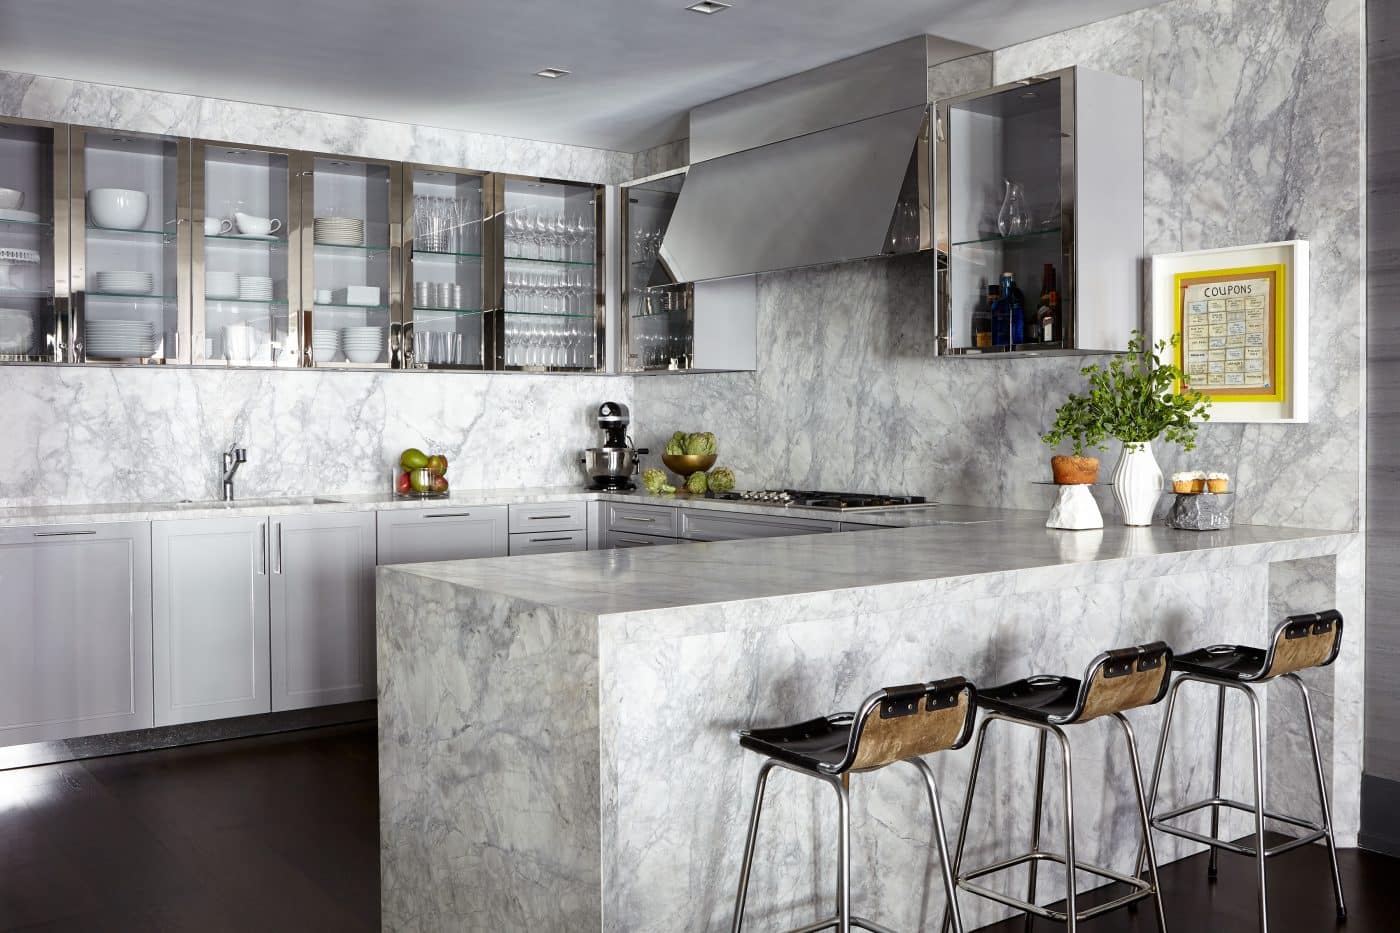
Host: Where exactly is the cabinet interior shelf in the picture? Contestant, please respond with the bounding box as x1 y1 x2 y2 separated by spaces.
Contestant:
0 218 53 231
88 225 177 241
205 297 289 307
87 292 177 301
206 234 288 248
0 288 54 299
413 249 482 261
314 302 389 312
503 255 594 267
951 227 1063 248
314 241 391 255
503 310 593 319
412 306 484 316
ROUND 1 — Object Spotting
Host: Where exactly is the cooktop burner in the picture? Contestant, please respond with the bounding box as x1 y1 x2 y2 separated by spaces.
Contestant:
713 490 931 511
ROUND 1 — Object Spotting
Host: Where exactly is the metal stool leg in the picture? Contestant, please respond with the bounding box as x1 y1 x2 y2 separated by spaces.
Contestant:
940 716 993 933
732 760 778 933
1050 725 1078 933
1286 673 1348 920
1208 685 1226 881
1114 712 1169 932
1026 730 1048 919
1136 676 1187 879
1244 685 1269 933
909 757 965 933
834 773 852 933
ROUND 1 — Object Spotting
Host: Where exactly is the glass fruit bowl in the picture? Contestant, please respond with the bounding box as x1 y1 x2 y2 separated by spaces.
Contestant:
393 466 449 499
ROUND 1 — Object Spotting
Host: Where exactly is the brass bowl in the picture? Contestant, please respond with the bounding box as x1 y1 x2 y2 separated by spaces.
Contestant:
662 453 718 477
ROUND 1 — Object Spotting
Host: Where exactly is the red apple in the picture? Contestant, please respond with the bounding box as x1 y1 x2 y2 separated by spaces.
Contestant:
431 474 449 494
427 454 448 476
396 471 411 495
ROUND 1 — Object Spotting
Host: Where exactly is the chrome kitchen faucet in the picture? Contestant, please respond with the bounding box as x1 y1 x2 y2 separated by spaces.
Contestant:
221 443 247 502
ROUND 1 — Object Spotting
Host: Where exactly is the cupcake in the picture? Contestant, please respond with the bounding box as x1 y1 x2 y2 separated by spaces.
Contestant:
1207 472 1230 493
1171 471 1197 494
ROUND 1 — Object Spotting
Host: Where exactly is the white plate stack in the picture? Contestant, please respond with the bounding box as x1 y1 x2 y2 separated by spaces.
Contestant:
238 274 274 301
94 271 154 296
314 216 365 247
205 270 239 299
341 326 384 364
0 307 35 355
86 319 157 359
312 328 341 362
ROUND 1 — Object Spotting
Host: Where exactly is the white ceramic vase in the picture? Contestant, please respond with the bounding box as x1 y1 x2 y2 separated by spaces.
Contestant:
1112 441 1164 526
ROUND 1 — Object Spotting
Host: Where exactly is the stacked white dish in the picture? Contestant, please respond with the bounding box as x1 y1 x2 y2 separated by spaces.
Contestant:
238 274 274 301
312 328 341 362
86 319 157 359
314 216 365 247
205 270 239 299
94 271 155 296
341 325 384 364
0 307 35 355
0 247 40 290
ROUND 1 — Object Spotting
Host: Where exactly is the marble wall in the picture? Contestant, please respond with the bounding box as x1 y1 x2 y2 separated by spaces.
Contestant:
0 71 640 507
635 0 1365 533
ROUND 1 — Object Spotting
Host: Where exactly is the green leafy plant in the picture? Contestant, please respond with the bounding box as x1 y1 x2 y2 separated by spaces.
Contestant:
1042 331 1211 453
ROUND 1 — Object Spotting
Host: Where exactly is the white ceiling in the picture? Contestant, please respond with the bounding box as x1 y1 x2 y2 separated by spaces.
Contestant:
0 0 1168 152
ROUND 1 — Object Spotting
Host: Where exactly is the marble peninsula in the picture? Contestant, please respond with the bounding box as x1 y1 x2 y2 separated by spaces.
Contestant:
377 512 1361 932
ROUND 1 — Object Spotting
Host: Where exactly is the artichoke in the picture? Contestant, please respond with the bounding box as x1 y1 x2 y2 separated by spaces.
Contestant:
686 471 709 495
664 431 687 456
708 466 736 493
658 484 677 494
684 432 717 456
641 468 667 494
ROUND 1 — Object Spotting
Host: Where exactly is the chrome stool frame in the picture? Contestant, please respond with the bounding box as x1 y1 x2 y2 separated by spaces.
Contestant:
730 678 976 933
1136 611 1346 933
944 644 1172 932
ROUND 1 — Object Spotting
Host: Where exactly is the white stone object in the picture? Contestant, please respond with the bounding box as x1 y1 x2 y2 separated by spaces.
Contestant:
1046 483 1103 529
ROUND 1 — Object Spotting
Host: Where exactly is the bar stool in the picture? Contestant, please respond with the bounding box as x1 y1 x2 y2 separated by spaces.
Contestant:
730 677 977 933
944 643 1172 932
1137 611 1346 932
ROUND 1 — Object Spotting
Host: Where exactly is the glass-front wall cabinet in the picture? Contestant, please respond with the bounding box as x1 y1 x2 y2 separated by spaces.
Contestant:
193 141 295 367
74 127 185 364
494 176 601 371
302 154 400 368
622 169 689 371
0 119 63 362
404 166 488 369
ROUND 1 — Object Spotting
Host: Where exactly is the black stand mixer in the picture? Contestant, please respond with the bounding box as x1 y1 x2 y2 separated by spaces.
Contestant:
581 402 648 490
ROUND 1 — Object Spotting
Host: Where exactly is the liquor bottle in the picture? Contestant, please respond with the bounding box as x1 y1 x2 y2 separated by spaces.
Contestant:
990 284 1009 346
1000 272 1026 345
1037 264 1059 343
973 284 996 348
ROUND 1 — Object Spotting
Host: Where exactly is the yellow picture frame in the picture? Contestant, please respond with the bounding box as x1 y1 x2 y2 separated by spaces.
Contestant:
1172 263 1287 404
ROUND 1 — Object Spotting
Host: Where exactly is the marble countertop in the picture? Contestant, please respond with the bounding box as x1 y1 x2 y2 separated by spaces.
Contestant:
381 516 1355 621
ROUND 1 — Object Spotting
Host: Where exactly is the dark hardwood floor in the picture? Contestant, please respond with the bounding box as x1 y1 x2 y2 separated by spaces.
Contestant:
1 722 1397 931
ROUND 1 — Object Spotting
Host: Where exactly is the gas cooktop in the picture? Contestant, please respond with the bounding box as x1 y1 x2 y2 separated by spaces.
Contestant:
712 490 931 511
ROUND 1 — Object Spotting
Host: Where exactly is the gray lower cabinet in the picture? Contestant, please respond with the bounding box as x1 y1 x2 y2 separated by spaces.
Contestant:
152 516 271 726
269 511 377 711
602 529 678 549
509 529 588 555
376 506 509 565
678 509 837 541
0 522 154 746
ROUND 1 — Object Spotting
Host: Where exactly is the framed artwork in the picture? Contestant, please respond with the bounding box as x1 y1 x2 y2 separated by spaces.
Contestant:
1151 240 1308 423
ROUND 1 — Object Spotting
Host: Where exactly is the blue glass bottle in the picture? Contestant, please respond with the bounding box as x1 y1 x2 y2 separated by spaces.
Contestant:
990 284 1009 346
1000 272 1026 345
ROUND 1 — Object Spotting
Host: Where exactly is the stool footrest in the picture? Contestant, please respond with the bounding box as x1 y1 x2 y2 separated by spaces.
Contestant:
781 916 900 933
1151 796 1327 858
957 851 1154 923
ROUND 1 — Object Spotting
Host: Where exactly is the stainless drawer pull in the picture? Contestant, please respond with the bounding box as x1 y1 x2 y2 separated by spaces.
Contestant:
33 529 97 537
528 536 575 543
623 515 656 522
425 512 473 519
527 514 573 521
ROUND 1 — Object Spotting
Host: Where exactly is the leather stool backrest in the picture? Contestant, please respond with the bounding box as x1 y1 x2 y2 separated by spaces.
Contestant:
1070 642 1174 723
845 678 976 772
1256 610 1343 681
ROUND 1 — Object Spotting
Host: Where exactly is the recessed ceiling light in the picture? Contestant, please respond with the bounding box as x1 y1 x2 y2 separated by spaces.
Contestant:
686 1 732 13
535 67 571 79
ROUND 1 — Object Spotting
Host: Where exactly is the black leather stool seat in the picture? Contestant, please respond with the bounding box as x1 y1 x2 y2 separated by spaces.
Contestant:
739 713 855 773
1174 644 1268 680
977 675 1082 723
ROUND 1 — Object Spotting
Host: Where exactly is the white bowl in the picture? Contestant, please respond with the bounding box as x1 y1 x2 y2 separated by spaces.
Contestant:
343 348 382 364
88 188 149 230
0 188 22 211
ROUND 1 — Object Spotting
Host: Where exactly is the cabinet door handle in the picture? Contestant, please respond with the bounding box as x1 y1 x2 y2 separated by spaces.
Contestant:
33 529 97 537
623 515 656 523
258 522 267 576
527 514 572 521
528 536 575 544
274 522 284 575
424 512 473 519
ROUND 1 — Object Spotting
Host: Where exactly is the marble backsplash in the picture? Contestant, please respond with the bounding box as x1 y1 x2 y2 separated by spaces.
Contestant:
0 365 626 507
634 0 1364 533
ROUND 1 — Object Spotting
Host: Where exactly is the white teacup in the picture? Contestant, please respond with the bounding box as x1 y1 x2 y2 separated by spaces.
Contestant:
204 216 234 236
235 212 281 236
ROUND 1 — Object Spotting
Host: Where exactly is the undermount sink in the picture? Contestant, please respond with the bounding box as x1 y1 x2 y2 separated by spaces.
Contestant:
168 496 343 510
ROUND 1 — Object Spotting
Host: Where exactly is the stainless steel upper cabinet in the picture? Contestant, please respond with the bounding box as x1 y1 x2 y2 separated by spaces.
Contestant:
402 164 491 370
191 140 299 368
71 126 189 365
934 66 1144 357
490 174 603 372
0 118 67 363
620 167 757 374
300 152 403 369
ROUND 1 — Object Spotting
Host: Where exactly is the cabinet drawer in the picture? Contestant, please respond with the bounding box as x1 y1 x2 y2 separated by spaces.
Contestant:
679 509 837 542
509 529 587 556
603 502 679 536
509 501 587 534
603 530 678 549
376 506 509 565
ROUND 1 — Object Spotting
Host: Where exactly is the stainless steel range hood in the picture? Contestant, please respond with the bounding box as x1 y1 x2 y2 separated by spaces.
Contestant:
654 36 982 283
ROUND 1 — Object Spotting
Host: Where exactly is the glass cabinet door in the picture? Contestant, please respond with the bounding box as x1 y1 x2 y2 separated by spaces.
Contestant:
73 127 185 364
302 154 400 368
493 176 601 371
0 119 64 362
939 73 1071 355
193 141 296 367
622 170 690 371
403 166 487 369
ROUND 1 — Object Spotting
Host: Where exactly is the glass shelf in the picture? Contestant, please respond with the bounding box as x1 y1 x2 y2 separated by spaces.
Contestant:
87 291 177 301
951 227 1063 248
0 217 52 231
413 249 482 260
503 310 593 319
0 288 54 300
87 224 176 241
314 302 390 312
314 241 390 254
206 233 288 248
412 306 484 316
503 254 594 267
204 296 289 307
631 308 682 319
